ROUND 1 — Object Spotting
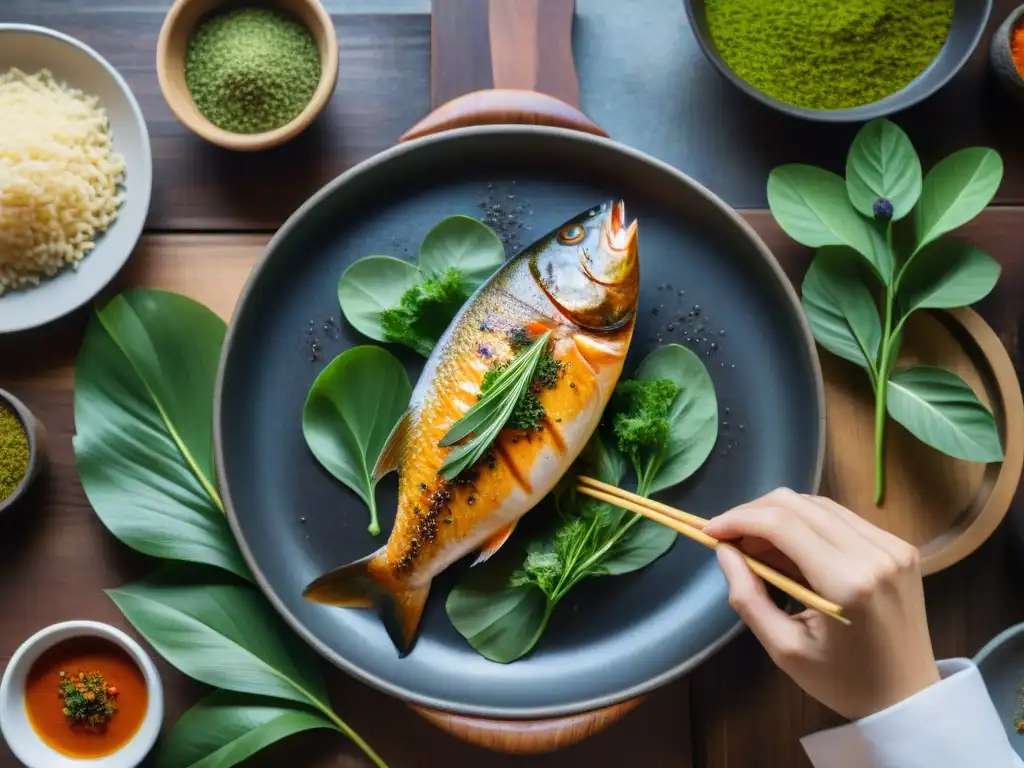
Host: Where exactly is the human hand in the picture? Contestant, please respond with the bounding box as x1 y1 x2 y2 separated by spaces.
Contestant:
703 489 940 721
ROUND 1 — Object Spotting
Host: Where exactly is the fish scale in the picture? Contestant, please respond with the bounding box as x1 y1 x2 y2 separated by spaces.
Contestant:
304 200 639 655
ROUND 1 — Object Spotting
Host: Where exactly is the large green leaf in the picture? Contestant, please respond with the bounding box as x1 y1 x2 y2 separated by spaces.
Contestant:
886 366 1003 462
107 567 328 705
156 691 335 768
302 346 411 535
896 240 1001 325
445 559 552 664
845 119 922 221
73 290 249 580
418 214 505 292
801 246 882 376
635 344 719 494
598 519 676 576
337 256 420 342
914 148 1003 252
768 164 893 281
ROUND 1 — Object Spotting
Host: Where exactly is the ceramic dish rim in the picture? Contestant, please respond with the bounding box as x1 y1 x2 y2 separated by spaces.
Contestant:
0 620 164 768
0 23 153 335
212 123 827 719
974 621 1024 666
682 0 993 123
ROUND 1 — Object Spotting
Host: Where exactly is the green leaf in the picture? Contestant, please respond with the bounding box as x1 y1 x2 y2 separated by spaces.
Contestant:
896 240 1001 324
914 148 1003 252
886 366 1003 463
303 347 412 535
768 164 893 281
155 691 334 768
107 567 329 706
439 332 551 480
635 344 719 494
845 119 922 220
337 256 420 342
801 246 883 376
597 519 677 576
418 214 505 293
445 560 552 664
73 290 250 580
579 430 627 486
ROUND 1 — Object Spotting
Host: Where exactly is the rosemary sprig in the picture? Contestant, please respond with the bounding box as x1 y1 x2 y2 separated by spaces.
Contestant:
438 331 551 480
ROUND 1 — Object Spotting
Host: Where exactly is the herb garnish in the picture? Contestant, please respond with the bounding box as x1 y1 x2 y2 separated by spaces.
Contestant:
380 267 469 356
478 334 564 431
58 669 118 726
439 332 552 480
446 343 719 663
768 118 1004 503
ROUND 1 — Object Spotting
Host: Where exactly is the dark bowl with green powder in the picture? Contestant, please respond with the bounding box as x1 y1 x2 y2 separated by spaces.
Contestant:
685 0 992 121
0 390 45 514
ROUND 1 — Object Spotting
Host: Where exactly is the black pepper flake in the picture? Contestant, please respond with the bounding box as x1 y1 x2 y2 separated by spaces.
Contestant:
569 382 576 389
468 496 476 505
419 482 428 491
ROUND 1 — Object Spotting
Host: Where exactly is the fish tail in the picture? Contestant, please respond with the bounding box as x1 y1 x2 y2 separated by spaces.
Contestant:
303 549 430 656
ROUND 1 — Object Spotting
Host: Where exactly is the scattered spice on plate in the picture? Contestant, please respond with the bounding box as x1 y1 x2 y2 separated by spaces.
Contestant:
705 0 954 110
1012 17 1024 79
0 403 29 502
185 7 321 134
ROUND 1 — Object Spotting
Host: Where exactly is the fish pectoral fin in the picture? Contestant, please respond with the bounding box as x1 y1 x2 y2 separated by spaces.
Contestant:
472 521 518 567
303 547 430 657
373 409 413 482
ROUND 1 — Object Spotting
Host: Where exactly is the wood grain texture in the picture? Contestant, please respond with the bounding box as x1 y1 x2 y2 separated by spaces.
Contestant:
5 0 1024 229
2 207 1023 767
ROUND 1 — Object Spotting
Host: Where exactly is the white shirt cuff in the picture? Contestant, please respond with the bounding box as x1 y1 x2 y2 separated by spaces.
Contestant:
801 659 1020 768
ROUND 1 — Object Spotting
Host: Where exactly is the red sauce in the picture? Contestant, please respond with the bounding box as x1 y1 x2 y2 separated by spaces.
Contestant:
24 637 148 758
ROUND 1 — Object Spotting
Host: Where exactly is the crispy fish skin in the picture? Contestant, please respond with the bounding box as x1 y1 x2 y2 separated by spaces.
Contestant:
304 200 640 654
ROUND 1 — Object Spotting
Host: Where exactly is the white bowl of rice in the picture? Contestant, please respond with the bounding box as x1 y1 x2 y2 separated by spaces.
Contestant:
0 24 151 334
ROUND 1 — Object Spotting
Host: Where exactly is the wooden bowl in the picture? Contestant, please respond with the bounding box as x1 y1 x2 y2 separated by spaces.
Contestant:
990 5 1024 107
821 308 1023 575
156 0 339 151
0 389 47 515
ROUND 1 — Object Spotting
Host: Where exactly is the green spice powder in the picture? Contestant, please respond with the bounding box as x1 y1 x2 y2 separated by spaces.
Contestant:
185 7 321 134
0 404 29 502
705 0 954 110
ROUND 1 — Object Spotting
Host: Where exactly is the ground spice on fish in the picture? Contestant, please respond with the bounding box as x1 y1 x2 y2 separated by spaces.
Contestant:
185 7 320 134
705 0 954 110
0 403 29 502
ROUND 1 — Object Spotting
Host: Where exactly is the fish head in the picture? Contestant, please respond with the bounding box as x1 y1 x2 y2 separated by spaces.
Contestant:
528 200 639 331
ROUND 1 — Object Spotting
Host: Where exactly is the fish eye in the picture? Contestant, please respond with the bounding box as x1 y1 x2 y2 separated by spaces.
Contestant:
558 224 585 245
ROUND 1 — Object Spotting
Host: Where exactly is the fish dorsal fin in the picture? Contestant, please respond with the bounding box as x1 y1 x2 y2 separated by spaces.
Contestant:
373 410 412 482
472 521 518 567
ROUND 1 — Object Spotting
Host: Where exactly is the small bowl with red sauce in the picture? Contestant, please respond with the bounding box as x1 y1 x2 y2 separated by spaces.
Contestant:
0 621 162 767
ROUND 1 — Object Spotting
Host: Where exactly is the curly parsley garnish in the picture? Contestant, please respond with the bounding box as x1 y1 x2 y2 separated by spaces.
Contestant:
58 669 118 727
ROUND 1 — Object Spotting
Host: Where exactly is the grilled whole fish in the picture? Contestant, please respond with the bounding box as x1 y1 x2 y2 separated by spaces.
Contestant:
304 200 640 655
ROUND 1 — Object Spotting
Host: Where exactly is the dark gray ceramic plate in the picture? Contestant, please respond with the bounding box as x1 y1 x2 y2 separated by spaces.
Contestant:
214 126 825 718
975 622 1024 757
684 0 992 122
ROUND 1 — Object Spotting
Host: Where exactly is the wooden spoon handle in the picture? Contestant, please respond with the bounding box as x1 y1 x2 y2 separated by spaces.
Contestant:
401 0 606 141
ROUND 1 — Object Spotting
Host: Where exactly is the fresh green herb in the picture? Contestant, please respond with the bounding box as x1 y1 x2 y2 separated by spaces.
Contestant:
478 343 564 431
302 346 412 535
74 290 386 768
612 378 680 496
446 344 718 663
58 670 117 726
768 119 1004 504
379 268 468 356
439 332 551 480
338 216 505 355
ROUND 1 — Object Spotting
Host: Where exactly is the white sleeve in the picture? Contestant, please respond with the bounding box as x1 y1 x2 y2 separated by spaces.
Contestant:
801 659 1022 768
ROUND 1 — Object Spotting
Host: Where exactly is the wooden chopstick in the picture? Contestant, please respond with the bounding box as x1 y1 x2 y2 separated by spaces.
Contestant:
576 476 851 626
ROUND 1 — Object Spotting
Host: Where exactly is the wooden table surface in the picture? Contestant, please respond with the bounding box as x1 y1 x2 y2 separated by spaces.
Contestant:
4 1 1024 767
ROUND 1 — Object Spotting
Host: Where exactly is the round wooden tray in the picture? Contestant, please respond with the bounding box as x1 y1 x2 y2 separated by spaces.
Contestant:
821 307 1024 576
